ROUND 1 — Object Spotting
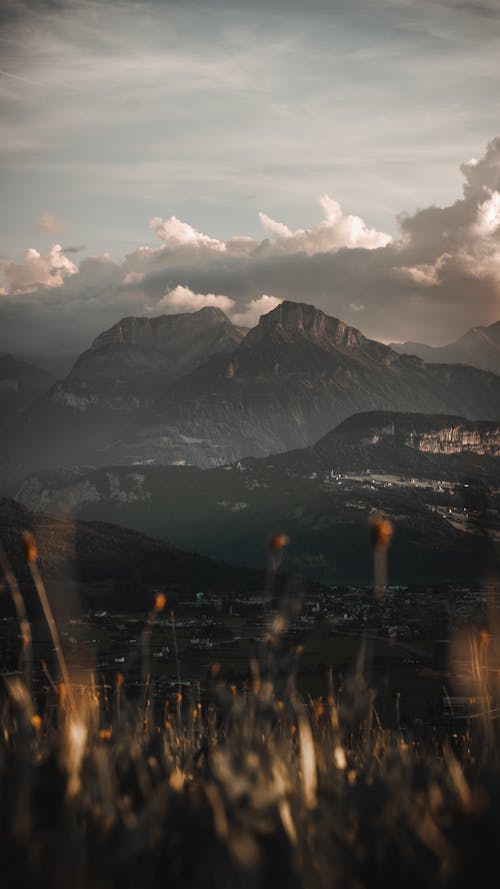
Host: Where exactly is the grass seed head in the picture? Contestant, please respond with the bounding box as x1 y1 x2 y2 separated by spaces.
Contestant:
154 592 167 613
369 512 393 550
269 533 291 552
22 530 37 564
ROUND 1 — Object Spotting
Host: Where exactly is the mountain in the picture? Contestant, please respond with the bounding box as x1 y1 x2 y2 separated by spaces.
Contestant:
102 301 500 467
0 307 245 487
390 320 500 375
53 305 244 412
69 307 244 385
0 354 55 429
311 410 500 466
15 411 500 585
0 496 265 615
3 301 500 482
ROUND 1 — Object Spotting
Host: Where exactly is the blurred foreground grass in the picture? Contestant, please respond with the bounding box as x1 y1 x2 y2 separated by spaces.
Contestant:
1 535 500 888
2 637 500 887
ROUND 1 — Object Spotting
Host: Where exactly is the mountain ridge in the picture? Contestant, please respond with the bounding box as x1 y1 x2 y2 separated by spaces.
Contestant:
3 300 500 480
114 301 500 466
14 410 500 585
390 319 500 375
68 305 244 383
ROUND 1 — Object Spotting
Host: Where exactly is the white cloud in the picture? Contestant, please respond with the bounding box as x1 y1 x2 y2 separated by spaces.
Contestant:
257 195 392 255
461 139 500 200
149 216 226 252
122 194 390 282
122 271 145 285
147 285 235 315
231 294 282 327
258 213 293 239
0 243 78 294
397 137 500 298
402 253 452 287
473 190 500 237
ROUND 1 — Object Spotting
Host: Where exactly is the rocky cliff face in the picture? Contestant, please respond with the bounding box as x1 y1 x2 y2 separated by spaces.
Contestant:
243 300 366 350
71 306 243 383
327 411 500 456
409 426 500 456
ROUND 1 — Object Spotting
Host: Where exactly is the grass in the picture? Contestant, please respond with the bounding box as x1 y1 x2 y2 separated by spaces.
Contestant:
1 540 500 887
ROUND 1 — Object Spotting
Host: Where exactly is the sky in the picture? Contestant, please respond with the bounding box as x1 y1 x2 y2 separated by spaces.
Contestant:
1 0 500 359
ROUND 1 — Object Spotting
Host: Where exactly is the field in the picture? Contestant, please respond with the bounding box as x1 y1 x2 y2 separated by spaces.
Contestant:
1 538 500 887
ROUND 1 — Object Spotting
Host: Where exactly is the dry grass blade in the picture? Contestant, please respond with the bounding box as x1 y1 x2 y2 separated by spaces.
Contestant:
22 531 75 712
0 543 33 693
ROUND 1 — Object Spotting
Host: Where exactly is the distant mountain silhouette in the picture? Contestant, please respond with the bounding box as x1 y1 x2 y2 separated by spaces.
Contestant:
391 320 500 375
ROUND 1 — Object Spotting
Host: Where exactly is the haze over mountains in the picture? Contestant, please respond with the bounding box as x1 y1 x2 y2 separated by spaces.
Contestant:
15 411 500 584
0 306 245 485
2 300 500 487
391 320 500 376
0 354 55 430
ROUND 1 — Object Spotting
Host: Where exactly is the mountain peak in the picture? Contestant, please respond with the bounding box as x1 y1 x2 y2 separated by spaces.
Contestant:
391 317 500 374
244 300 366 350
91 306 236 351
265 300 329 327
194 305 229 319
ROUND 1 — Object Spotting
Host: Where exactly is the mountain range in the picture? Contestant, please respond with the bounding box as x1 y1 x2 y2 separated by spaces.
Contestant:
15 411 500 584
2 301 500 486
0 307 245 486
391 320 500 375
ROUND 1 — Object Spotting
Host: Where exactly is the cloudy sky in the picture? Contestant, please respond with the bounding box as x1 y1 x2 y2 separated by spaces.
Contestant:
2 0 500 359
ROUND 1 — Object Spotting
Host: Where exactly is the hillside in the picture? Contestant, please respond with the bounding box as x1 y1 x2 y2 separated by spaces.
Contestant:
0 496 265 614
15 411 500 584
